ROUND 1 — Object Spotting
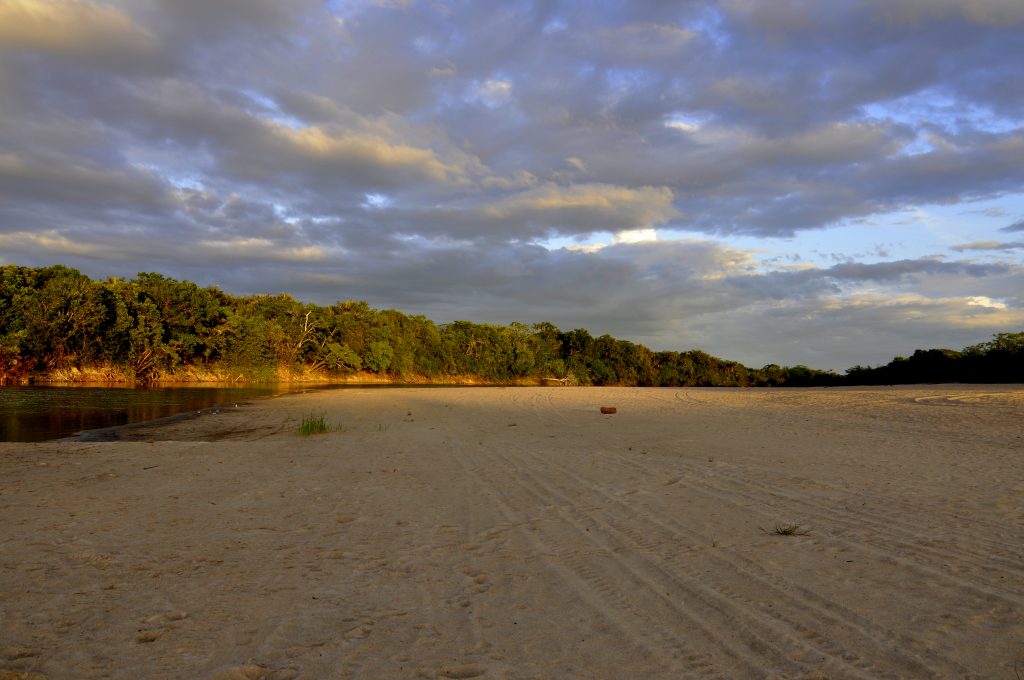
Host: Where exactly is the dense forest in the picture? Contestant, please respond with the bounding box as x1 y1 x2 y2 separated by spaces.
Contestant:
843 334 1024 385
0 264 1020 386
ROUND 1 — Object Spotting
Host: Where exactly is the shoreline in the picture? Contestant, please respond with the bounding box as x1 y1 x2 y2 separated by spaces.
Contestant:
63 383 496 443
2 385 1022 678
32 381 1024 445
47 381 1024 442
4 383 506 445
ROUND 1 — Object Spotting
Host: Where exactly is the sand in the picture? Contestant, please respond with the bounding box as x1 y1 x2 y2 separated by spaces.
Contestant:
1 385 1022 679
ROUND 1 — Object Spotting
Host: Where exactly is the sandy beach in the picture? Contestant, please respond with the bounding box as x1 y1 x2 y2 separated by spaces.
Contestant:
1 385 1022 679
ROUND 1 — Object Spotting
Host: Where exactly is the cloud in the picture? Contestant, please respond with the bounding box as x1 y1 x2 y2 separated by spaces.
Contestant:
196 238 331 263
951 240 1024 251
0 0 162 70
598 22 696 62
688 292 1024 369
823 258 1006 281
152 0 318 39
263 124 464 185
0 229 110 259
482 183 677 235
967 295 1007 309
1001 219 1024 232
473 78 513 108
868 0 1024 26
0 150 176 218
287 181 679 244
428 63 457 78
614 229 659 244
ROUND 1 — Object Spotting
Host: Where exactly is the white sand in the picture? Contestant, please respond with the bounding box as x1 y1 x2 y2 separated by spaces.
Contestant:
1 385 1022 679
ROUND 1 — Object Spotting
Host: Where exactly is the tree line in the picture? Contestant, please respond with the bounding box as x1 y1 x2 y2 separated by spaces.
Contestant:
843 334 1024 385
0 264 1019 386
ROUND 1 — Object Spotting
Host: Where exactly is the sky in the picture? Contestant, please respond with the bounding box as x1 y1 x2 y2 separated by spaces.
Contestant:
1 0 1023 371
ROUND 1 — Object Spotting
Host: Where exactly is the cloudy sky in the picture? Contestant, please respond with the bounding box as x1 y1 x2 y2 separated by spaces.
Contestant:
1 0 1023 370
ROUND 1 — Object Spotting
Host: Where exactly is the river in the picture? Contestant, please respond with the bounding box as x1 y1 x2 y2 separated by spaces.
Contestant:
0 384 314 442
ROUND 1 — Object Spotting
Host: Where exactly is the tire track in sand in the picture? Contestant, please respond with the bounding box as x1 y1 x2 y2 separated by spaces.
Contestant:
633 457 1024 603
516 444 979 678
450 398 890 677
485 442 967 679
445 439 741 678
531 387 1023 596
491 390 980 676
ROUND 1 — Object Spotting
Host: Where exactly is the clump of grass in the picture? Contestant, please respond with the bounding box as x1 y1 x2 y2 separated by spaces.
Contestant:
297 414 339 436
762 523 812 536
377 423 390 432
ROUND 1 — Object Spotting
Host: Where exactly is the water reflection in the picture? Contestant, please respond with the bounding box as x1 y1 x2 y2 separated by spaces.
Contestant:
0 384 302 442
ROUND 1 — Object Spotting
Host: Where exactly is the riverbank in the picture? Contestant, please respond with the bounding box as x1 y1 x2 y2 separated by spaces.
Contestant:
7 363 525 387
2 385 1022 678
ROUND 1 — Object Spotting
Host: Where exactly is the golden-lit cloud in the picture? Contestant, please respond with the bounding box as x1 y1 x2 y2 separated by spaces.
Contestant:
268 124 463 184
967 295 1007 309
485 183 677 230
811 292 1024 328
0 0 157 58
197 237 330 263
0 230 105 257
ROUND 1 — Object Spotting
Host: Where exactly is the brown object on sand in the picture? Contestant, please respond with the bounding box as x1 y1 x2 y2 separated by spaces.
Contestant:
600 406 617 414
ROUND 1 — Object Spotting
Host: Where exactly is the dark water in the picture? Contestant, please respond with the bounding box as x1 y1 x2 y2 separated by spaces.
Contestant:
0 384 310 442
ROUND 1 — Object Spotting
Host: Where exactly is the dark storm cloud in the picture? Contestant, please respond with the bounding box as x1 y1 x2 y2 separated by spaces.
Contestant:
2 0 1023 369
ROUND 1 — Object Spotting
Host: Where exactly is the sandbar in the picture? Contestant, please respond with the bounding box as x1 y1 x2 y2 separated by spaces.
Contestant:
2 385 1022 678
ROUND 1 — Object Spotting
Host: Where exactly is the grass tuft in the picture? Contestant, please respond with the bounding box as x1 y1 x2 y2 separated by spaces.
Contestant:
762 523 812 536
297 414 336 436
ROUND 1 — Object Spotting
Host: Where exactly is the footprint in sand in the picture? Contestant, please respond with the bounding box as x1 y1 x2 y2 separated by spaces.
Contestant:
460 566 490 593
135 630 164 643
136 611 189 643
232 628 258 646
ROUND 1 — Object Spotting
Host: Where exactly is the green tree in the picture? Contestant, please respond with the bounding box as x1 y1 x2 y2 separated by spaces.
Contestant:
364 340 393 373
324 342 362 373
6 265 105 369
